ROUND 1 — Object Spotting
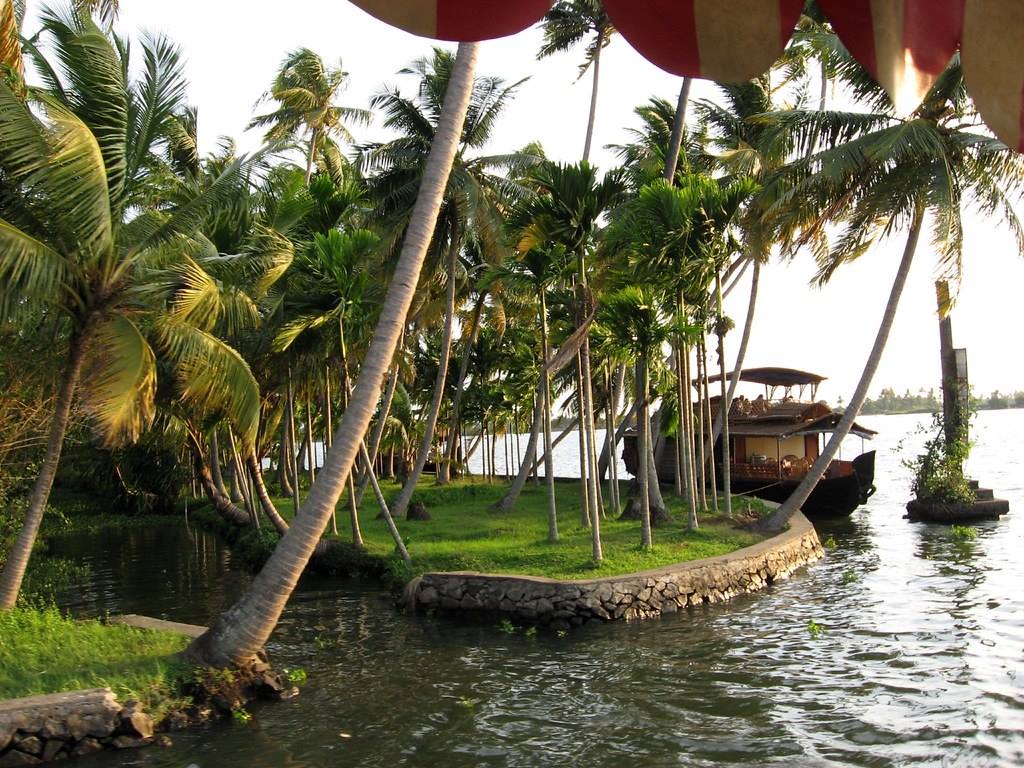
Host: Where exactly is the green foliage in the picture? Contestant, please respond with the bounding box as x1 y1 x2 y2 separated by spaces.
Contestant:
497 618 517 635
0 607 189 714
282 667 308 686
904 411 974 506
807 619 825 639
824 535 837 549
231 708 253 725
951 525 977 541
841 570 858 585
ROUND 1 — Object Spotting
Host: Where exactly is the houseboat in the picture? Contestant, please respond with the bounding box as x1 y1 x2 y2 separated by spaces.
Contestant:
624 367 877 518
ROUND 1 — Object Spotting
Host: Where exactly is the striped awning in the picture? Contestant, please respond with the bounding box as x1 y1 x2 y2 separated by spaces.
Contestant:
347 0 1024 152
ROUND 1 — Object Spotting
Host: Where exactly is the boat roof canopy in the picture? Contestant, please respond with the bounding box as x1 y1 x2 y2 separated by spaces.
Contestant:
729 413 877 441
724 367 827 388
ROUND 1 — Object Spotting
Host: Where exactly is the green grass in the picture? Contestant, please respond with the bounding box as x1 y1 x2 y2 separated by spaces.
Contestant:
277 478 763 581
0 607 190 714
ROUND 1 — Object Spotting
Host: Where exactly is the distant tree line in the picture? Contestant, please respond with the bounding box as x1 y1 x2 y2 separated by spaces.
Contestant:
850 388 1024 415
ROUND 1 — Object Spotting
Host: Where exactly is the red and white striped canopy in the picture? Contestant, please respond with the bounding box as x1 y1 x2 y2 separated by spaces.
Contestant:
347 0 1024 152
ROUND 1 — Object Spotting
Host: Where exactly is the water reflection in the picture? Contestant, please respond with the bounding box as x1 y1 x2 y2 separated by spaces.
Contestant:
49 410 1024 767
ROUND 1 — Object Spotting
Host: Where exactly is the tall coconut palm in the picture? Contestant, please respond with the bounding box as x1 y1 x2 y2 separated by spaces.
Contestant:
518 161 625 559
538 0 614 162
598 286 672 549
0 9 260 608
250 48 371 184
361 48 531 519
758 56 1024 532
185 42 481 669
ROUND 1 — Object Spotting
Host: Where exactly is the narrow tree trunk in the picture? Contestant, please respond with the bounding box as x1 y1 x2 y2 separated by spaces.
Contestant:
305 396 316 485
277 416 294 497
355 359 400 505
760 209 923 533
390 243 459 521
359 443 409 564
209 431 228 498
286 370 301 516
708 259 761 446
0 328 88 609
662 77 692 182
247 454 289 536
575 360 591 527
185 42 480 669
440 295 484 484
491 379 544 513
539 294 559 541
716 269 733 517
582 28 604 163
637 358 652 550
194 445 253 529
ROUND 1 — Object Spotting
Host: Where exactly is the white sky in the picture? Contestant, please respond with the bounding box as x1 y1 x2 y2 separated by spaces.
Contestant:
27 1 1024 401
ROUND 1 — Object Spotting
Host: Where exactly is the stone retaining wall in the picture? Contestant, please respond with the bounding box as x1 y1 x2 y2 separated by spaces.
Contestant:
406 512 823 629
0 617 204 765
0 689 157 765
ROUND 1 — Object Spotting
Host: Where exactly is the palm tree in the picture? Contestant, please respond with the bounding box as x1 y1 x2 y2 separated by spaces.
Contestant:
538 0 614 162
758 56 1024 532
185 42 481 669
360 48 530 519
486 244 571 540
517 161 625 559
598 287 672 549
0 9 259 608
250 48 371 184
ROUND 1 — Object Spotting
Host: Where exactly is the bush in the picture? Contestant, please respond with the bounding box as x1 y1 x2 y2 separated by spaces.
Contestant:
904 411 973 506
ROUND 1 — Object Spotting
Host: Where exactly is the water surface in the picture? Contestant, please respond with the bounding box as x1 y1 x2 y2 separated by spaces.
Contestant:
50 410 1024 767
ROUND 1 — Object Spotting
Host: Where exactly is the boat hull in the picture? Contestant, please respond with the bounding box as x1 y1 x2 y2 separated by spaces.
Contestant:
726 452 876 518
623 435 876 518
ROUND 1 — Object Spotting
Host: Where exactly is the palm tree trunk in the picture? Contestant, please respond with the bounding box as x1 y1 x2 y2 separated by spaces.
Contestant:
0 327 88 609
682 344 699 528
574 359 591 527
390 242 459 520
185 41 480 669
355 358 400 505
277 416 294 497
305 396 316 485
662 77 692 182
760 208 923 533
209 431 228 498
539 293 559 541
708 258 761 447
193 442 253 529
491 379 544 513
716 269 733 517
359 443 410 564
247 454 289 536
582 28 604 163
637 358 652 550
304 127 320 185
440 295 484 484
286 370 301 516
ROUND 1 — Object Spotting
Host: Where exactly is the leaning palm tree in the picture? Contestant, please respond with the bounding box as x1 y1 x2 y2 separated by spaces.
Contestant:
598 286 673 549
185 42 482 669
0 9 259 608
538 0 614 162
360 48 531 518
758 56 1024 532
250 48 371 184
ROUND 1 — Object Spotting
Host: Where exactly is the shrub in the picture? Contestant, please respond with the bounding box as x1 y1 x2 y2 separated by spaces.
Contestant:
904 410 974 506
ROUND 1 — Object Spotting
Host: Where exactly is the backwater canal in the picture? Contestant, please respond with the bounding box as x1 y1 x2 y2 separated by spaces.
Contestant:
48 411 1024 767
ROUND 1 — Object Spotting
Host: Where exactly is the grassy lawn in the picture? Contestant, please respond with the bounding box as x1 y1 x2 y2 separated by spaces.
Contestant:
0 607 189 712
276 478 763 581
